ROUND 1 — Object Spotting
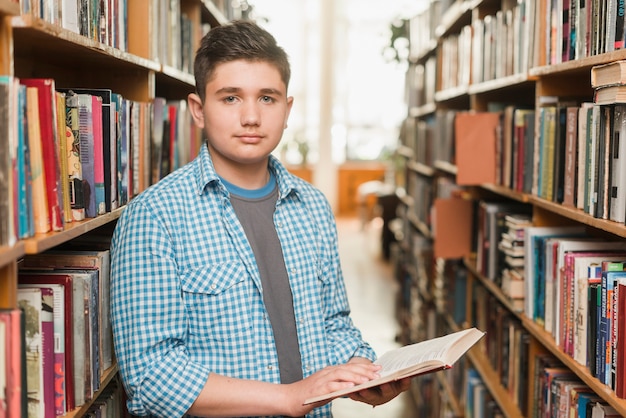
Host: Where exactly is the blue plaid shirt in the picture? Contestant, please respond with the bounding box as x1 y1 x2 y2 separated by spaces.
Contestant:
110 144 376 417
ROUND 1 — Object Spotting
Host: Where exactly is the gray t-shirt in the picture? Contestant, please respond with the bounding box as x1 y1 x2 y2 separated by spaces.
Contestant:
224 174 304 385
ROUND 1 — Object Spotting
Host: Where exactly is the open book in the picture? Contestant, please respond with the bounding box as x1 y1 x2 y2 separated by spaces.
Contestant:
304 327 485 404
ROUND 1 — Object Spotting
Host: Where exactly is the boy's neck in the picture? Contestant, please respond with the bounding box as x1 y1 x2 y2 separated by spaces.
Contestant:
214 159 271 190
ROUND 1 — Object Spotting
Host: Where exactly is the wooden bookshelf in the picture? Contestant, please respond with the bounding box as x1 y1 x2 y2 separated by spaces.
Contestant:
397 0 626 416
0 1 242 416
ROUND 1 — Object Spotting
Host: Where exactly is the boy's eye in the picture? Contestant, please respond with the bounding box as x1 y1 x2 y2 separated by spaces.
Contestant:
223 96 237 103
260 96 275 103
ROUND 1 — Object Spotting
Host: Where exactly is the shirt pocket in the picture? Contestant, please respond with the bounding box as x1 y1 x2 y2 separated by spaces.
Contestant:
180 262 253 342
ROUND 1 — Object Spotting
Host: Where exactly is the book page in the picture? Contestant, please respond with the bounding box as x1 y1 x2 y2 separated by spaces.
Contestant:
304 328 484 404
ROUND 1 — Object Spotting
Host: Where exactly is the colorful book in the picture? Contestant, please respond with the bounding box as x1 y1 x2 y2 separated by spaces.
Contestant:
20 78 64 231
64 91 86 222
25 86 51 234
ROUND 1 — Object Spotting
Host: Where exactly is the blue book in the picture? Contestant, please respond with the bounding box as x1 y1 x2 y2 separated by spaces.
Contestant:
600 264 626 386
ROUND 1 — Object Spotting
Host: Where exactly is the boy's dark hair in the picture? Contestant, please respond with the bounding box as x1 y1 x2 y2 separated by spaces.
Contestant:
193 20 291 102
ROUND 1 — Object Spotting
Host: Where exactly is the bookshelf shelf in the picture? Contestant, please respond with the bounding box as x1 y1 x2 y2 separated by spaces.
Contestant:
466 347 525 418
468 73 535 95
529 49 626 77
432 160 457 176
409 102 436 118
0 242 24 269
11 15 159 73
434 84 469 103
22 209 124 255
61 365 120 418
407 160 436 177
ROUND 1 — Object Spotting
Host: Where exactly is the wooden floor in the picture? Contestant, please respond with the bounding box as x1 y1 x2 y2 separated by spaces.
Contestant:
331 217 418 418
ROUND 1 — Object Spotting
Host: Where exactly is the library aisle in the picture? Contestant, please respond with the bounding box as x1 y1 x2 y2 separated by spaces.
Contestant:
331 217 418 418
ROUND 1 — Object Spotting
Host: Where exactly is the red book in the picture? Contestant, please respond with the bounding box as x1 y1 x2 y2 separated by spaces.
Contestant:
0 309 24 417
91 95 106 215
20 78 64 231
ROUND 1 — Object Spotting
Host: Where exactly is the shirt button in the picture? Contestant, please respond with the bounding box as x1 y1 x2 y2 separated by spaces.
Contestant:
276 221 283 228
268 364 274 370
305 364 312 371
210 284 217 290
290 268 297 274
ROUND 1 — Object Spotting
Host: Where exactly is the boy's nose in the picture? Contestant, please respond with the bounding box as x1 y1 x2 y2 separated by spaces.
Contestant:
241 102 260 126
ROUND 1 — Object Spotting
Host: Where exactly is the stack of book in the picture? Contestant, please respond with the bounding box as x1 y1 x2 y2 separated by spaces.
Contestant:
498 213 532 311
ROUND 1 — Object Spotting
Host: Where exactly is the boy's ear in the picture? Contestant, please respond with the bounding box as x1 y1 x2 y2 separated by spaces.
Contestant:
188 93 205 128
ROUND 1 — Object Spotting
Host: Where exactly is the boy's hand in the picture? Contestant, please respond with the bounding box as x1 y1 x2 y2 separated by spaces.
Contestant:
345 356 412 406
285 361 382 415
347 377 412 406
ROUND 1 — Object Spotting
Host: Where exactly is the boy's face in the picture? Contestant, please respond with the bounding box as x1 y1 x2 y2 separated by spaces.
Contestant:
189 59 293 175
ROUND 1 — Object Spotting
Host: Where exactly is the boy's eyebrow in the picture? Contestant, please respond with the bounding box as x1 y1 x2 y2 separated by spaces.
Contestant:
214 86 285 97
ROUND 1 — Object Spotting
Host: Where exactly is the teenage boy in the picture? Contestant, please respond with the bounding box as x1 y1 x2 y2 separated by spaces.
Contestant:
110 20 411 417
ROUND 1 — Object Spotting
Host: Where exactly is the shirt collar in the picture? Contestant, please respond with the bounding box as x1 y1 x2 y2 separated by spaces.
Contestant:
193 143 303 201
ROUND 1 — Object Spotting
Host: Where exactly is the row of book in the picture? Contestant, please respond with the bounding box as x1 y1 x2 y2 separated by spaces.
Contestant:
543 0 626 66
406 94 626 226
473 287 531 414
19 0 128 51
16 0 213 74
473 280 626 416
419 0 536 92
465 368 504 418
523 226 626 396
413 0 625 95
0 76 200 248
1 245 113 417
474 201 626 398
532 352 620 417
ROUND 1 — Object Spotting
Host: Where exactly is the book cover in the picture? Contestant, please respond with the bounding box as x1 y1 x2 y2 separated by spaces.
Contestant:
75 92 97 218
62 88 117 213
20 78 64 232
25 86 51 234
577 103 594 210
562 106 579 206
64 91 86 222
523 109 536 194
595 84 626 105
0 309 25 418
595 105 613 219
91 95 106 215
539 105 556 200
304 327 485 404
18 272 75 411
600 265 626 386
55 91 72 224
17 286 46 417
454 111 502 185
113 93 129 206
610 103 626 223
591 60 626 88
615 282 626 398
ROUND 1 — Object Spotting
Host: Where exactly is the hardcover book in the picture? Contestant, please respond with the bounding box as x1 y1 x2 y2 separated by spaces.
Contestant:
20 78 64 232
591 60 626 88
